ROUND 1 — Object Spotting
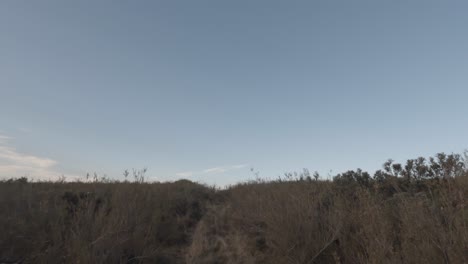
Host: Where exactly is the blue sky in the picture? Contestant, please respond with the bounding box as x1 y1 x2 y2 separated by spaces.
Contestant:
1 1 467 185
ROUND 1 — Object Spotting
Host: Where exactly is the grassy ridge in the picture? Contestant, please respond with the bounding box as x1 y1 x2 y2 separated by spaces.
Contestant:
1 153 467 263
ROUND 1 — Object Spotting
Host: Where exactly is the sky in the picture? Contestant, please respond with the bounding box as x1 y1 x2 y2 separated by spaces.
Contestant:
1 0 467 186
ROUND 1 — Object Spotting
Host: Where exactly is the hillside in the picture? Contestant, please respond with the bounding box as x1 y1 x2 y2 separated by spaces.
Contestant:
1 153 467 263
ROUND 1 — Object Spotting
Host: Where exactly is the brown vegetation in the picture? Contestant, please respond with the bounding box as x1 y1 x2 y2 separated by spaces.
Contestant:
1 153 467 263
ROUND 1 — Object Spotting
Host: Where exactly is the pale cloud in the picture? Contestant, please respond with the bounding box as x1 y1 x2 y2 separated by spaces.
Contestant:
230 164 248 169
176 164 248 178
202 167 227 174
176 171 193 177
0 134 11 143
0 146 57 168
0 134 75 181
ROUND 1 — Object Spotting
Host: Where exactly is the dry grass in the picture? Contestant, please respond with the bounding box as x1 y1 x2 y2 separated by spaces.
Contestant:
0 180 216 263
1 153 468 263
188 177 467 264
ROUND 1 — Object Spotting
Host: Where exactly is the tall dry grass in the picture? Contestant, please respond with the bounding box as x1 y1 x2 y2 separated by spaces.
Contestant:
0 180 216 263
1 152 467 263
187 177 467 263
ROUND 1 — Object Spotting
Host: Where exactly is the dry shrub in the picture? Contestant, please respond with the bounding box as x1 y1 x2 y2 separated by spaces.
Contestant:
0 180 215 263
186 176 468 263
186 205 257 264
1 152 467 264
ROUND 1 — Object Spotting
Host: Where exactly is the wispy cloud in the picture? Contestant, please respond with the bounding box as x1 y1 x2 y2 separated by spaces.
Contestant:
176 171 194 177
0 146 57 169
0 134 77 181
176 164 248 178
202 167 227 174
0 134 12 143
230 164 248 169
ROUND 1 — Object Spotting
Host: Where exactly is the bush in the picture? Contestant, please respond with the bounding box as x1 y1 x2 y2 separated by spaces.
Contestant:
1 152 467 263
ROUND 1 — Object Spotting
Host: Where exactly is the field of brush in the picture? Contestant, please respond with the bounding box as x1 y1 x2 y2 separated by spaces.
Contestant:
1 153 467 263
